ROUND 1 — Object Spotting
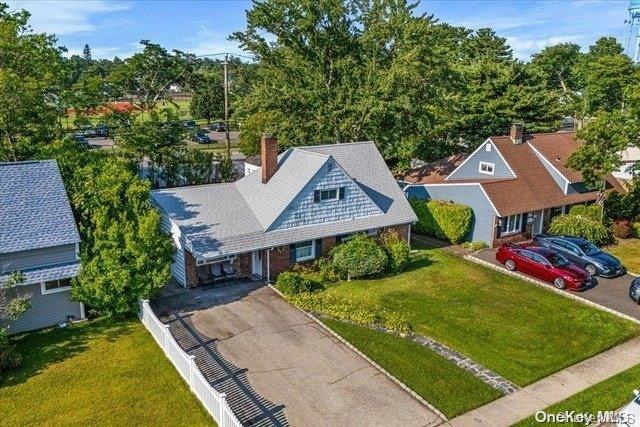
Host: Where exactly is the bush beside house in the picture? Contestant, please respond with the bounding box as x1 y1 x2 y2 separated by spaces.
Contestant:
331 234 389 280
409 199 472 244
548 214 611 245
380 230 410 274
568 204 603 222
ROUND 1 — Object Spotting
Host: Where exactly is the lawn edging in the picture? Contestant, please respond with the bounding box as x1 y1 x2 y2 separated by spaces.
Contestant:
267 284 449 422
464 254 640 326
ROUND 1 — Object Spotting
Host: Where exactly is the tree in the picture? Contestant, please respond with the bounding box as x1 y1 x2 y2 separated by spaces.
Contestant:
0 271 30 372
0 3 63 161
70 158 173 316
189 73 224 125
109 40 195 110
82 44 91 61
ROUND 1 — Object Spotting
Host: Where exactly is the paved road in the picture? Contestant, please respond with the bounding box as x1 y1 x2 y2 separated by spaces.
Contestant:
152 281 442 427
472 249 640 321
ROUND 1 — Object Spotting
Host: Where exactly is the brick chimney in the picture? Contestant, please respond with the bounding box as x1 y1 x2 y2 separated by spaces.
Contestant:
261 133 278 183
510 123 524 144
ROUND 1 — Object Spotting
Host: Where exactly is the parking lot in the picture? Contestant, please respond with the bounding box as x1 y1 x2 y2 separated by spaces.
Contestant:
472 249 640 321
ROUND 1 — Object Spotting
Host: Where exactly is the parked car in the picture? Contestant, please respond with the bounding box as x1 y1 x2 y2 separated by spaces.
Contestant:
496 244 593 290
70 134 89 147
79 126 98 138
207 122 227 132
630 278 640 304
617 389 640 426
533 234 626 277
95 124 109 137
192 131 212 144
182 120 198 130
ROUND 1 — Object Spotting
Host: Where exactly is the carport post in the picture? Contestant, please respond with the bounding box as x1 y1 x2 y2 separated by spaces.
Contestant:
266 248 271 283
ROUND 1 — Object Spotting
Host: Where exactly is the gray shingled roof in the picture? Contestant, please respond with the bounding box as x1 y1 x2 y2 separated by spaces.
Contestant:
0 261 81 286
151 142 417 261
0 160 80 253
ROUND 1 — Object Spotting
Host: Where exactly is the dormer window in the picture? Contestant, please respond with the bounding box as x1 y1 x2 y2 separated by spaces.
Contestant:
314 187 346 202
479 162 495 175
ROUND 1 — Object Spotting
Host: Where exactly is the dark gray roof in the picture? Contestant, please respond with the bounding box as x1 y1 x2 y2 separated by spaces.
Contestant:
0 261 80 286
151 142 417 261
0 160 80 253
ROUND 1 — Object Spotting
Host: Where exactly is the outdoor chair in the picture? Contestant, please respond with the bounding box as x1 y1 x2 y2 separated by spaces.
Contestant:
222 260 237 281
210 263 225 284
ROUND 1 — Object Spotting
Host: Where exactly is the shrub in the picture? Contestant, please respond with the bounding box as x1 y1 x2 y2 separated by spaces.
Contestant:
380 230 410 274
633 222 640 238
612 219 633 239
568 204 603 222
314 257 339 284
409 199 473 244
331 234 388 280
0 329 21 374
462 241 489 252
548 214 612 245
275 270 324 295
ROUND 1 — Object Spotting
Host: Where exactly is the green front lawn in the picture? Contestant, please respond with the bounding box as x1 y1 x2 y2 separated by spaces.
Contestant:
0 319 212 426
515 364 640 426
303 246 639 386
323 318 502 418
606 238 640 274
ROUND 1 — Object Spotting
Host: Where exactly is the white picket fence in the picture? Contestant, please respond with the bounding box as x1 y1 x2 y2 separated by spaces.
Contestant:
139 299 243 427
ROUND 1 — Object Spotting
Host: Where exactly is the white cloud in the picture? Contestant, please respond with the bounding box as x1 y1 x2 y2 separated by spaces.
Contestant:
183 25 245 57
507 35 583 60
8 1 130 35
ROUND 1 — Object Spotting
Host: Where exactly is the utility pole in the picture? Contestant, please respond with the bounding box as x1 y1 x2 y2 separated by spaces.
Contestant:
223 54 231 159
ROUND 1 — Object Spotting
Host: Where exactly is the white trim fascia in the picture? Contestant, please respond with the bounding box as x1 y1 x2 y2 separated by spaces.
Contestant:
527 142 571 193
41 281 72 295
421 182 501 217
445 138 517 180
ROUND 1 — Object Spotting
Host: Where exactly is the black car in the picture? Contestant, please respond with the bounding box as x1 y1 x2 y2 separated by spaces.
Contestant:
533 234 626 277
207 122 227 132
95 124 109 137
630 278 640 304
71 133 89 147
182 120 198 130
192 132 212 144
79 126 98 138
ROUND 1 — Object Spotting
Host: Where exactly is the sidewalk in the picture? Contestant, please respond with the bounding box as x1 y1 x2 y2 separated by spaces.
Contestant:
448 335 640 426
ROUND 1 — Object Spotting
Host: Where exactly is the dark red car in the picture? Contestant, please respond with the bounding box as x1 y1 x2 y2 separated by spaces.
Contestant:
496 244 593 290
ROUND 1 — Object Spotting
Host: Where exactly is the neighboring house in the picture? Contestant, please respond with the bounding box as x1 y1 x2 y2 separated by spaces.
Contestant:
400 125 623 247
612 146 639 185
151 136 417 287
0 160 84 334
243 155 261 176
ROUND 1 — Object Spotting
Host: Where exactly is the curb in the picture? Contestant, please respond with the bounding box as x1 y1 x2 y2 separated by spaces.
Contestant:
268 284 449 422
464 255 640 326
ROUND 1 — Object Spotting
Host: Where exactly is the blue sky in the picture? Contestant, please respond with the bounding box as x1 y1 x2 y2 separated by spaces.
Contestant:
8 0 635 61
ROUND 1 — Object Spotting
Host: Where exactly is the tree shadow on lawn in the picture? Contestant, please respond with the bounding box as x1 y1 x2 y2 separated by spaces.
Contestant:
1 318 133 388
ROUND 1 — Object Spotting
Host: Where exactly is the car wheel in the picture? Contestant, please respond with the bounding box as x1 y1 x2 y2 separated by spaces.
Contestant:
553 277 567 289
505 259 516 271
585 264 598 276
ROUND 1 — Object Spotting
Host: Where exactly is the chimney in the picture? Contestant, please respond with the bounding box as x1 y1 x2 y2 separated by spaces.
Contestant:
510 123 524 144
261 133 278 183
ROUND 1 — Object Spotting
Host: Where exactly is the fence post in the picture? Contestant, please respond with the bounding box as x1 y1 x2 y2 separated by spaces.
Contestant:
163 324 171 349
220 393 228 427
189 355 196 389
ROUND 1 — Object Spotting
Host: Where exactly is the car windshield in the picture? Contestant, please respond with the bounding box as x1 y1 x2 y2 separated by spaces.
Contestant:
547 253 570 267
579 242 600 255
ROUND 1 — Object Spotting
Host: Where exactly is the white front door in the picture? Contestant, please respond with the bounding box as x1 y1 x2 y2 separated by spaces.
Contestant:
252 250 263 277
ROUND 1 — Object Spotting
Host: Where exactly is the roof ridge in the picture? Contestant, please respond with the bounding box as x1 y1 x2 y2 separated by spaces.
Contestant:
298 140 375 149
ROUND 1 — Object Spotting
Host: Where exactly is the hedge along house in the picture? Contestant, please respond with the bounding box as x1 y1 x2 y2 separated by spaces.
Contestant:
400 125 624 247
150 136 417 287
0 160 84 334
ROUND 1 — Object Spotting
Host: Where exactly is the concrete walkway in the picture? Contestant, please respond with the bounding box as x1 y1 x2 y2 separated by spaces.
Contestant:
449 335 640 426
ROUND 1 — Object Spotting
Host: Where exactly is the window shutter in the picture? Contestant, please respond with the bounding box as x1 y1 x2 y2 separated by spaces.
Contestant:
289 244 296 262
315 239 322 257
521 213 528 232
339 187 345 199
313 190 320 203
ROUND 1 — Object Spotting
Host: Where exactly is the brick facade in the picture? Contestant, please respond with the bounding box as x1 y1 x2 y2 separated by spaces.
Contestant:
184 249 198 288
235 252 252 278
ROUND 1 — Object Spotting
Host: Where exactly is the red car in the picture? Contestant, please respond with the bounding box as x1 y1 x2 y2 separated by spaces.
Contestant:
496 244 593 290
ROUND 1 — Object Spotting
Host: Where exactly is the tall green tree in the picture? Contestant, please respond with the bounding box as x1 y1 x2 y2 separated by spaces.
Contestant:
69 158 174 316
0 3 63 161
189 73 224 125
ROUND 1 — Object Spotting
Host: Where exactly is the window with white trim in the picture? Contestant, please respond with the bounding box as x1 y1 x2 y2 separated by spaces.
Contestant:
294 241 315 261
319 188 338 201
479 161 495 175
42 278 72 294
500 214 523 235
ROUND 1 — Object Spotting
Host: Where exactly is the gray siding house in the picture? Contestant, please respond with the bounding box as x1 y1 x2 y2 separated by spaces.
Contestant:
151 137 417 287
401 125 621 247
0 160 84 334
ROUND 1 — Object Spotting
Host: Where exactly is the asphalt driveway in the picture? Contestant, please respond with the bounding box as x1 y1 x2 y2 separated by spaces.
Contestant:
152 281 441 427
472 249 640 321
